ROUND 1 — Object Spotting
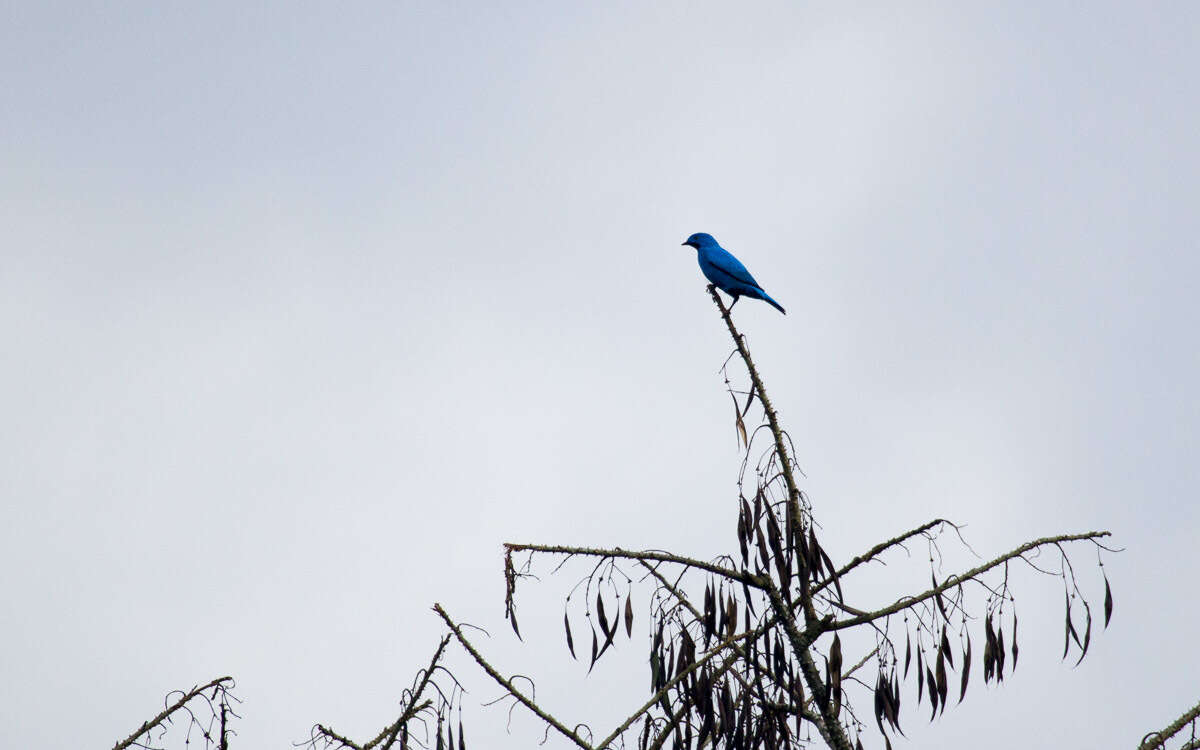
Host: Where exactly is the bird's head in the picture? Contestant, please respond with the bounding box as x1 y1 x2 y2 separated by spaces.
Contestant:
681 232 717 249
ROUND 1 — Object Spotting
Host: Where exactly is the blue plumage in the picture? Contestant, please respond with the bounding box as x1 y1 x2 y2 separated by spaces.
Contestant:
682 232 786 314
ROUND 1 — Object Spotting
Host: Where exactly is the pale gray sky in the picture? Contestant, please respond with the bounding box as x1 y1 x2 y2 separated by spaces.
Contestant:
2 2 1197 748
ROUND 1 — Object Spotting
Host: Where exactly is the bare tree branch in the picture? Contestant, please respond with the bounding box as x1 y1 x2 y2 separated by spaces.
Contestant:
369 635 450 750
434 603 596 750
112 676 234 750
308 636 450 750
1140 699 1200 750
843 646 880 682
708 286 803 531
504 542 764 588
710 288 856 750
312 724 363 750
813 519 952 596
830 531 1111 630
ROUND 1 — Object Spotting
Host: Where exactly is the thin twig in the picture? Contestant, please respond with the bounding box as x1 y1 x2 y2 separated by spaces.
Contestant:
434 603 595 750
843 646 880 682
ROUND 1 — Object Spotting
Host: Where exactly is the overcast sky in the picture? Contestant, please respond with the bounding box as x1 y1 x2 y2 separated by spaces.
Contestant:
2 2 1197 748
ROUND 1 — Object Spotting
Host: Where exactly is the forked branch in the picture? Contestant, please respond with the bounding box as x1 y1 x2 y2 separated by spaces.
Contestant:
308 635 451 750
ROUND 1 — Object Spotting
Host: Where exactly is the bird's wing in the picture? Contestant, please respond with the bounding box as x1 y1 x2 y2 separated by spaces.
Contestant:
710 247 763 289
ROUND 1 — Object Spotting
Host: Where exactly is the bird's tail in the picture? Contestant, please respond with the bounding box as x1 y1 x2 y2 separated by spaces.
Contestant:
759 290 786 315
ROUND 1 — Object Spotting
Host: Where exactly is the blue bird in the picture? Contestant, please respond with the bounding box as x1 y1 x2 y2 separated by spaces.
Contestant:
682 233 786 314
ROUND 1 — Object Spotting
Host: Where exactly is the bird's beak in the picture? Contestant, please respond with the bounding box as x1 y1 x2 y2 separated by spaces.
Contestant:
681 241 689 246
